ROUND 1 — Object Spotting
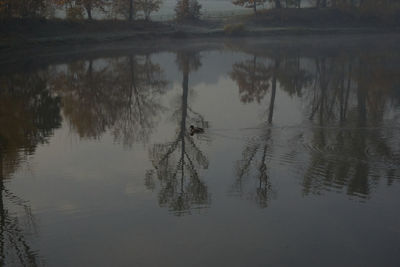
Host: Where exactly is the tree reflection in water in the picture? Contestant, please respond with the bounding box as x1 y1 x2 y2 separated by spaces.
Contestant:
230 55 283 207
301 54 400 197
0 70 62 266
50 54 168 146
146 51 210 216
230 46 400 203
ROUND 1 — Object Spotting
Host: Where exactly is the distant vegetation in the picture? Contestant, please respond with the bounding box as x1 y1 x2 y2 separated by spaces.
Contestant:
1 0 400 24
0 0 201 22
232 0 400 26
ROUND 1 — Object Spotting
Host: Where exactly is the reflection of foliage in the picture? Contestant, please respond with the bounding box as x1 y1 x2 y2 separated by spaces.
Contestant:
230 55 271 104
51 55 168 146
51 60 117 138
0 71 62 176
301 55 400 198
146 51 210 216
0 70 61 266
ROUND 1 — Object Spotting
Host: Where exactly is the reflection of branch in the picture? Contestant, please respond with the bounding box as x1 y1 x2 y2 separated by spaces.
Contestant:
147 52 210 215
4 189 36 232
234 129 273 208
0 183 40 266
236 143 259 180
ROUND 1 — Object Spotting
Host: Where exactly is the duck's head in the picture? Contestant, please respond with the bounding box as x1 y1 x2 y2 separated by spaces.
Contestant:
190 125 194 130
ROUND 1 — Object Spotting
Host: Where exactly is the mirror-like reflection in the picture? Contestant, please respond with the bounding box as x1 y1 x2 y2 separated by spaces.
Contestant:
229 47 400 202
147 51 210 215
50 55 168 145
230 56 281 207
0 70 62 266
0 37 400 266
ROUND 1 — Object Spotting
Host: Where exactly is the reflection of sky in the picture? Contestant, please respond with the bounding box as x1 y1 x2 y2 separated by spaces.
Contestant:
4 40 400 266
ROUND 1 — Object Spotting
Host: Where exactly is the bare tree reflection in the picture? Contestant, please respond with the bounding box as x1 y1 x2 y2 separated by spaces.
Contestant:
0 71 61 266
146 51 210 216
111 55 168 146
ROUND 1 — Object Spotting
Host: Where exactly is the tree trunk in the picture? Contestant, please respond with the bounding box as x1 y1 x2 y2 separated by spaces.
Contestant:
129 0 134 21
274 0 281 8
253 1 257 14
85 5 92 20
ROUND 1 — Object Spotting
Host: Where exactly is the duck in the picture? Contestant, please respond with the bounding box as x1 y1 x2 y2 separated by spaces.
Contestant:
190 125 204 136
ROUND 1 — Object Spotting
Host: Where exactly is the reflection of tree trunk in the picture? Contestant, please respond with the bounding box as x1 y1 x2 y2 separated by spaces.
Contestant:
343 63 352 119
357 84 367 126
129 57 145 127
251 55 256 95
87 60 93 81
180 64 189 193
128 56 134 118
259 143 268 184
339 63 352 122
318 58 327 126
268 59 280 124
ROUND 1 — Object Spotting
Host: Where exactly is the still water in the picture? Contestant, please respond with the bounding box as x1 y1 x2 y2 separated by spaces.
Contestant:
1 35 400 266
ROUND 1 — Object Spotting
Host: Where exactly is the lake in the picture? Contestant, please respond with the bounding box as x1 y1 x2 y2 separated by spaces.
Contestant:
1 35 400 266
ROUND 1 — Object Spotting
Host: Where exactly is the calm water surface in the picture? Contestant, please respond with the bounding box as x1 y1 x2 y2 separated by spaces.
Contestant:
1 36 400 266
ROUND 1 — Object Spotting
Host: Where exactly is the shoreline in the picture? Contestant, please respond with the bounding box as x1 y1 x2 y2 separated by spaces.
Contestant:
1 26 399 49
2 32 400 73
1 18 400 51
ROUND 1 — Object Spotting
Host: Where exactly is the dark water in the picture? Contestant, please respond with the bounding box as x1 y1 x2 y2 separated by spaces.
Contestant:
1 36 400 266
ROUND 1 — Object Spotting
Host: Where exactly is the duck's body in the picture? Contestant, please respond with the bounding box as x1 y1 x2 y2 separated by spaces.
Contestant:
190 125 204 136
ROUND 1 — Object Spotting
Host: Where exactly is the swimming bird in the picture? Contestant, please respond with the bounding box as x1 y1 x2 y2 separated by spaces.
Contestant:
190 125 204 136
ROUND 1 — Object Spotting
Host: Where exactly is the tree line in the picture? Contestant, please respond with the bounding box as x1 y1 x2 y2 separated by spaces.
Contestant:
1 0 398 21
233 0 400 15
0 0 201 21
